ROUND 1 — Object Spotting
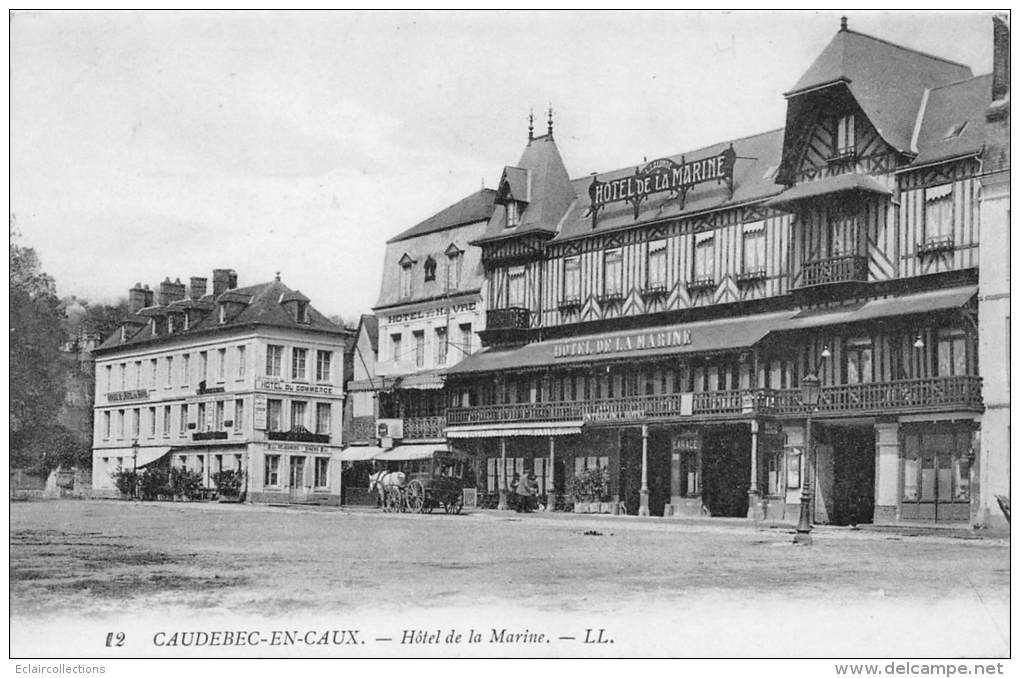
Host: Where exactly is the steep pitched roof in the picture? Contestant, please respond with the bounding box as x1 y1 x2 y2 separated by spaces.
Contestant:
475 134 578 244
553 128 786 243
357 313 379 353
911 73 992 167
786 27 973 155
95 280 348 353
387 188 497 243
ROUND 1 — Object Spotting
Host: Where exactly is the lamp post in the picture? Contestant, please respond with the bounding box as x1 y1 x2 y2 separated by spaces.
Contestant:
794 347 829 545
131 438 139 500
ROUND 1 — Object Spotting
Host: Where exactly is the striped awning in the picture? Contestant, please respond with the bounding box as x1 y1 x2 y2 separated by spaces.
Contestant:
373 444 452 461
445 421 585 439
94 446 172 469
339 446 385 461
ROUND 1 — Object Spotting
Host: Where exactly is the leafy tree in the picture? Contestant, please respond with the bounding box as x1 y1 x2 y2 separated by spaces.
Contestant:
10 224 68 470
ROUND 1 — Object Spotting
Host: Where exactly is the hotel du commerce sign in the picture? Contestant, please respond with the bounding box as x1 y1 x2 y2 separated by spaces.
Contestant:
585 145 737 227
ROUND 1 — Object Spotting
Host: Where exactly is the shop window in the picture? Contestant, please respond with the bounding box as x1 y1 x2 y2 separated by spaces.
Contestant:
487 456 524 492
562 256 581 303
603 249 623 298
935 329 968 376
900 429 972 521
845 337 874 385
424 257 437 282
646 241 667 290
265 345 282 377
507 265 526 307
314 457 329 488
834 114 856 157
292 348 307 380
265 455 280 486
574 456 609 474
741 222 766 277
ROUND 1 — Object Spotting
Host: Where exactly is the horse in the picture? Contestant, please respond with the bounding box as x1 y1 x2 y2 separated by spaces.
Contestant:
369 470 406 510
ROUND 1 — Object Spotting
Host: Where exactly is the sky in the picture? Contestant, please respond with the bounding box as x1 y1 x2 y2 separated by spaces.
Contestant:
10 10 996 323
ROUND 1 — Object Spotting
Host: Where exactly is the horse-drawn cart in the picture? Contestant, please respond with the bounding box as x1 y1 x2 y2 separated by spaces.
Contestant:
369 446 472 514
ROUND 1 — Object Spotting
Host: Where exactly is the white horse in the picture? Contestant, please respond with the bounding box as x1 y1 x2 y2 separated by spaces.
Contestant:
369 470 406 510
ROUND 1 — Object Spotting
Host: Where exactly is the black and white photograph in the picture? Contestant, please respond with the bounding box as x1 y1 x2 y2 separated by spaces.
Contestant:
8 9 1011 670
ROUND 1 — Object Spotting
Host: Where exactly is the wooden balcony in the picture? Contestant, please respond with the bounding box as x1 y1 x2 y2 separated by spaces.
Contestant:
446 377 982 426
797 254 868 289
486 307 530 330
402 416 447 440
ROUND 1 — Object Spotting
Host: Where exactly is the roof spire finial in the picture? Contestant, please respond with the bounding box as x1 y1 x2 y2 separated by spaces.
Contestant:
275 271 281 282
840 16 848 31
528 109 534 142
547 104 554 141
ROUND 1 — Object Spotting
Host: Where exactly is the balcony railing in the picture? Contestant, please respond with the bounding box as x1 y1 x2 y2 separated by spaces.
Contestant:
798 254 868 288
349 416 377 443
446 376 982 426
267 429 331 443
486 307 530 331
402 416 447 440
192 430 228 441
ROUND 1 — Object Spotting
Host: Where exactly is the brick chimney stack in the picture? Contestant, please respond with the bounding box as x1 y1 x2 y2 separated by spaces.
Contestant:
158 277 187 305
212 268 237 297
128 283 148 313
189 276 208 300
991 14 1009 103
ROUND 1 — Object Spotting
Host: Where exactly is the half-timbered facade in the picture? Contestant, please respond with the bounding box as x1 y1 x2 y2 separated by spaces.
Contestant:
445 17 1008 527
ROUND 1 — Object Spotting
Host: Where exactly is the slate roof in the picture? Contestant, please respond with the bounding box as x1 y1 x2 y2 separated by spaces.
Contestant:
95 279 348 354
911 73 993 167
387 189 497 243
475 134 578 244
786 27 973 155
357 314 379 353
553 128 786 243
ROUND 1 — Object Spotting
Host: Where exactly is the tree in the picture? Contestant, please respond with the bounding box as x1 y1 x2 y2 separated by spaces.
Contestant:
10 225 68 470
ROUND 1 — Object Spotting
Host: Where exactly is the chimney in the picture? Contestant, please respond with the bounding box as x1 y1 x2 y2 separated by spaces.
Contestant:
158 277 187 305
189 276 207 300
212 268 233 297
144 285 154 308
992 14 1010 103
128 282 147 313
227 270 238 290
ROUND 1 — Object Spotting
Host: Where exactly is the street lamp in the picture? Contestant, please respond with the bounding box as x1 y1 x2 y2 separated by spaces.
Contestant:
131 438 139 500
794 347 829 545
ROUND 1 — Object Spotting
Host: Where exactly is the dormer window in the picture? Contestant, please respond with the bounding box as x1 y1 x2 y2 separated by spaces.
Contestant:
506 201 520 227
445 244 464 288
295 301 308 324
218 304 227 324
398 253 416 298
834 114 856 158
424 257 437 282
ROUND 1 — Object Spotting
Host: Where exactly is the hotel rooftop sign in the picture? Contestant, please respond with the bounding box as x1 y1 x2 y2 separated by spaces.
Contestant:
586 145 737 227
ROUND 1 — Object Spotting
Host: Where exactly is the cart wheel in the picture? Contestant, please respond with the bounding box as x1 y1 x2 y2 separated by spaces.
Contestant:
407 480 426 513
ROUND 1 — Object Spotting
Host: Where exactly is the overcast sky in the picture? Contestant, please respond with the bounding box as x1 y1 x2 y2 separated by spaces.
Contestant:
11 10 995 323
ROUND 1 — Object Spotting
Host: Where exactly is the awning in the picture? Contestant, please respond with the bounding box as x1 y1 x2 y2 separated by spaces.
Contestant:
346 378 390 393
95 446 172 469
346 371 446 392
765 173 893 207
447 310 792 376
446 421 585 439
339 446 385 461
373 444 451 461
785 285 977 330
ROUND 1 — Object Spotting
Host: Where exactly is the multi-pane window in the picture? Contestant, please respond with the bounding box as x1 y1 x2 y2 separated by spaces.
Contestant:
199 351 208 382
391 334 403 364
603 249 623 297
741 221 766 274
647 242 667 289
400 263 413 298
215 401 224 430
845 338 874 385
291 401 307 430
267 399 283 431
182 354 191 385
936 329 968 377
835 114 855 157
180 404 188 434
236 345 246 378
148 407 156 437
315 350 331 382
413 331 425 368
563 256 581 301
507 265 526 307
827 209 859 257
315 457 329 487
266 345 283 377
197 402 207 431
217 348 226 381
435 327 448 365
162 405 171 437
924 184 954 242
315 403 331 435
166 356 173 387
265 455 280 486
292 348 308 380
459 323 473 356
234 399 245 430
693 233 715 281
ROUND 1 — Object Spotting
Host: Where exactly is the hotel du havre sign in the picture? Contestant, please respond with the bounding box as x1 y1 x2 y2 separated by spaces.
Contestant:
586 145 737 227
554 328 693 359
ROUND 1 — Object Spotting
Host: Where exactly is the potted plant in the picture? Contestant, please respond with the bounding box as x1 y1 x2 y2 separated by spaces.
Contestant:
212 469 245 502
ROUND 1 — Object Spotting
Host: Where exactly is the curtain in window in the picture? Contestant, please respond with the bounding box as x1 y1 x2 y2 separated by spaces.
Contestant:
647 242 667 288
924 184 954 240
741 222 766 272
507 266 526 307
694 234 714 280
563 257 580 300
603 250 622 295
